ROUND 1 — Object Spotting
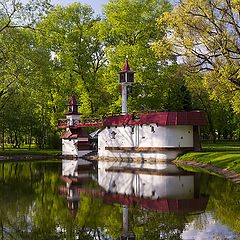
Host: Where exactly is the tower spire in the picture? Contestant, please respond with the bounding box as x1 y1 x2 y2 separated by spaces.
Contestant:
65 92 82 115
118 60 136 115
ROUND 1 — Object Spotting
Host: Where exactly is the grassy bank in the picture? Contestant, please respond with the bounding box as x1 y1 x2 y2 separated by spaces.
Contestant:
177 141 240 173
0 147 61 156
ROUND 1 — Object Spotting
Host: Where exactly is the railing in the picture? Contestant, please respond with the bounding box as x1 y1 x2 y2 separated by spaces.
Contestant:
58 110 170 127
58 117 105 127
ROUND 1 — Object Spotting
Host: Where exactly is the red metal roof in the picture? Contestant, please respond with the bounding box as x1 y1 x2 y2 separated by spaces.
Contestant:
117 59 136 73
67 93 79 106
103 111 207 126
58 111 207 128
60 128 90 139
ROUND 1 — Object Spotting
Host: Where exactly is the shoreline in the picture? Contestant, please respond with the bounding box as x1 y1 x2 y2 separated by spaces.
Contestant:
1 153 240 185
173 159 240 185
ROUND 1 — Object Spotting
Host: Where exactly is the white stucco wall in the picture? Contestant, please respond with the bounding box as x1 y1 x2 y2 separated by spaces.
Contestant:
98 161 194 199
62 138 91 157
98 124 193 159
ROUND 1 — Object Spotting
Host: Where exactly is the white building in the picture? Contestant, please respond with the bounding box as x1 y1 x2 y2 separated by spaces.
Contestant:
58 61 207 161
59 93 91 158
98 111 207 161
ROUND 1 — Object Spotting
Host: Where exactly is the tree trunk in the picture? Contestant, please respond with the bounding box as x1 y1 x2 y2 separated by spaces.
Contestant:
2 126 4 151
14 131 18 149
28 126 32 150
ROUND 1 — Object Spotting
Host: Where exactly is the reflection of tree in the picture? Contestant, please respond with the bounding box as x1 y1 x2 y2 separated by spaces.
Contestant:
0 161 119 239
127 208 186 240
200 174 240 237
186 213 209 232
3 161 240 239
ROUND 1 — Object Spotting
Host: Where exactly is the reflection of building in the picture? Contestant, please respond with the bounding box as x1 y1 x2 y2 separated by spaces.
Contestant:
98 161 208 214
98 161 208 239
59 160 208 238
58 159 93 220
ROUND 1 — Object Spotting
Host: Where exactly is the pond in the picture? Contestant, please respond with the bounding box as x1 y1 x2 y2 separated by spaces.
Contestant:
0 159 240 240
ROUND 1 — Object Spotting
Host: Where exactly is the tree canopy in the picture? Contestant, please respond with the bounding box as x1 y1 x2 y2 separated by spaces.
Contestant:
1 0 240 148
154 0 240 112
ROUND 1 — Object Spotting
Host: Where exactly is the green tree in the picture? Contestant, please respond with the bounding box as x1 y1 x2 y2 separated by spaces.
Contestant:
153 0 240 112
38 3 110 117
100 0 192 113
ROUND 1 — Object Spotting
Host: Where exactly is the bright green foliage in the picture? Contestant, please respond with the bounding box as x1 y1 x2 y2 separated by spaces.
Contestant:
1 0 240 149
154 0 240 112
38 3 110 117
101 0 181 113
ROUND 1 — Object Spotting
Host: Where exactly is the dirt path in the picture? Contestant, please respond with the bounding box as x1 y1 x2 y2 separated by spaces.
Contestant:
173 159 240 184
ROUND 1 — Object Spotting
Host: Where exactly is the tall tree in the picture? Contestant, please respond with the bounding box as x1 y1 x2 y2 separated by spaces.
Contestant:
38 3 109 117
153 0 240 112
100 0 190 113
0 0 51 106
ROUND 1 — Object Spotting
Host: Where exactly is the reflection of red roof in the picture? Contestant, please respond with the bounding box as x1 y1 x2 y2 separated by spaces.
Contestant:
74 141 90 146
104 111 207 126
70 209 78 221
104 193 209 213
59 186 209 214
60 128 90 139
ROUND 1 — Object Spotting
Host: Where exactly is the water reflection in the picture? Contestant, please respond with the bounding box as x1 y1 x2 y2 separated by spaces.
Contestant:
59 159 94 220
0 160 239 239
98 161 208 213
59 160 209 239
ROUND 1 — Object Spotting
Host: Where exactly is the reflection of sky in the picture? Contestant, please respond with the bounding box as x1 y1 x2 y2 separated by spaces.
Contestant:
181 212 238 240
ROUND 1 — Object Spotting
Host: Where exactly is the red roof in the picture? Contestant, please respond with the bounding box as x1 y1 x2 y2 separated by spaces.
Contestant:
117 59 136 73
60 128 90 139
67 93 80 106
103 111 207 126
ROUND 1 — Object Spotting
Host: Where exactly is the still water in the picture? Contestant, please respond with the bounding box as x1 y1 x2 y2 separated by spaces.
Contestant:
0 159 240 240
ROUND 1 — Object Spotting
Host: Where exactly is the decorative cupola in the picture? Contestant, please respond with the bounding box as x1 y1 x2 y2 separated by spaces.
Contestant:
65 92 82 116
118 60 136 115
118 59 136 84
64 92 82 126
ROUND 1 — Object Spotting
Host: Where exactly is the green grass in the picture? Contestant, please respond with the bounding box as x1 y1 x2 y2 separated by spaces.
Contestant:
175 164 222 177
177 141 240 173
0 147 61 156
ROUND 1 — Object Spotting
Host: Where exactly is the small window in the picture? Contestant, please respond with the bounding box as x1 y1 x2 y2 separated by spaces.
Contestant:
111 131 117 139
131 126 134 134
151 126 155 133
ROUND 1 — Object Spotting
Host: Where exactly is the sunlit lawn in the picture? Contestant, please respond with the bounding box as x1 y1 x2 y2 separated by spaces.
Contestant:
177 141 240 173
0 145 61 156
